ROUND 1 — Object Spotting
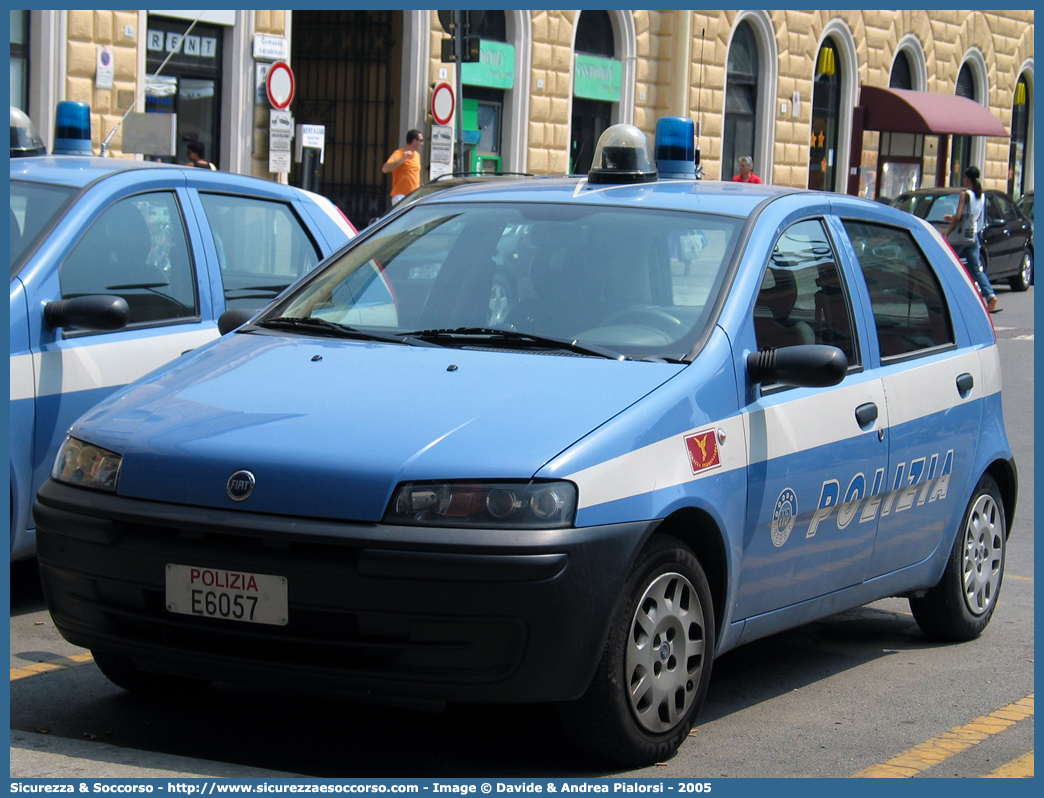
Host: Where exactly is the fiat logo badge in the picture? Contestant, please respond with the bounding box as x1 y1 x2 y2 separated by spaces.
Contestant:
226 470 256 502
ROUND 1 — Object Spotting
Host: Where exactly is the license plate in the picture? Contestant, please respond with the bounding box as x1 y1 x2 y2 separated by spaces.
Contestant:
165 564 288 626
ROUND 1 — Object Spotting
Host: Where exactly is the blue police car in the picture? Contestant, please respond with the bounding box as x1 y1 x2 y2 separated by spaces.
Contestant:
10 110 355 561
34 119 1016 766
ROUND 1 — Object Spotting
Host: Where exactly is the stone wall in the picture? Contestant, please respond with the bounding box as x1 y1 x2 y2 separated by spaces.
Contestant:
507 10 1032 190
65 10 140 157
59 9 1033 191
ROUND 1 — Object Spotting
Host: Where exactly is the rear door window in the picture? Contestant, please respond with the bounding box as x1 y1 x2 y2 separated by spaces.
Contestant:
198 193 322 309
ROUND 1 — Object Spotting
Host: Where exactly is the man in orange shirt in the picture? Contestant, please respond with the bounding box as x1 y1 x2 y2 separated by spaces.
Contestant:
382 129 425 205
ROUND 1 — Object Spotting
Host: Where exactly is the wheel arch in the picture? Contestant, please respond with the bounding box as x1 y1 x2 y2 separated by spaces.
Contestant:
649 507 729 645
985 457 1018 536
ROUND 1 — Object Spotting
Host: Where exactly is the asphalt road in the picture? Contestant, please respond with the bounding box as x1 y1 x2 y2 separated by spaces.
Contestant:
8 285 1034 780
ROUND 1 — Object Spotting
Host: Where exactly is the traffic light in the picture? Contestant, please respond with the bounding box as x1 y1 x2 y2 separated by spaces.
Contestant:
437 10 482 63
440 35 480 63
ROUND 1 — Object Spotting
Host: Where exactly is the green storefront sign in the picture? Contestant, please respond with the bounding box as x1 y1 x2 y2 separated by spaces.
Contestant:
573 54 622 102
461 40 515 89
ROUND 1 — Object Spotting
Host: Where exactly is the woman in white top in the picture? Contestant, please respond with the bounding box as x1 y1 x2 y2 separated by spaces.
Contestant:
946 166 996 312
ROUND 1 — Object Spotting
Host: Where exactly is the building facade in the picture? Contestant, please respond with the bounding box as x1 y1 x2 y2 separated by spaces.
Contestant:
13 9 1034 230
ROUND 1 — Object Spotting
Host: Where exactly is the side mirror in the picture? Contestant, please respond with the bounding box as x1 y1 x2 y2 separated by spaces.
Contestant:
747 344 848 388
218 307 258 335
44 295 129 331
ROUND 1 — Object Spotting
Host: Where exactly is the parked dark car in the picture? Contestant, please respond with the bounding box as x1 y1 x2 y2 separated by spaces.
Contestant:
891 187 1033 290
1016 190 1033 252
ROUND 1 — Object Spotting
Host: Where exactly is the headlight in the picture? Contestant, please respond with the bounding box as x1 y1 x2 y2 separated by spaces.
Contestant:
51 437 122 492
385 480 577 529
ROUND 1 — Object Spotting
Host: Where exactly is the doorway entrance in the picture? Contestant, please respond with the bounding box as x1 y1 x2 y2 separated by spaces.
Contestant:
290 10 398 228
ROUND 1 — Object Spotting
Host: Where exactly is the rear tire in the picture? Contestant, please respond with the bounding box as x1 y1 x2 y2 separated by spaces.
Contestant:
909 474 1006 641
559 534 714 767
92 650 210 696
1008 249 1033 291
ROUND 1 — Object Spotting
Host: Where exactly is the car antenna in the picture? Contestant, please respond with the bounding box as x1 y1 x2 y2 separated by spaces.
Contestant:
694 27 705 179
99 10 204 156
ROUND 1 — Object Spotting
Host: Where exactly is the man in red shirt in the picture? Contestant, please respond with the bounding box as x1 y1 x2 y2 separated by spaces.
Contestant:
382 129 425 205
732 156 763 184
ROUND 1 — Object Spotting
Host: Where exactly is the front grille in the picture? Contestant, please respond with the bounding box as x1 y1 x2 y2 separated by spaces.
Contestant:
39 517 528 685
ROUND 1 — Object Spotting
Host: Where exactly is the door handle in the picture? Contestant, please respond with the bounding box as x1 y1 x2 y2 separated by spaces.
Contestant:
855 402 878 429
956 372 974 398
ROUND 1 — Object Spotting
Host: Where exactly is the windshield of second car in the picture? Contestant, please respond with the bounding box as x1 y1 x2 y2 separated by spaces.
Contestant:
10 180 77 274
268 202 741 360
892 193 959 223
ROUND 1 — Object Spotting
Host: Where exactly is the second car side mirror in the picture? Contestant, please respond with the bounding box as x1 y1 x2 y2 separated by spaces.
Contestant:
44 295 129 331
218 308 258 335
747 344 848 388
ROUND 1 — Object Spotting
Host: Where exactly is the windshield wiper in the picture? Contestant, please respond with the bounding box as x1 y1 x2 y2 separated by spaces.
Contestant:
404 327 627 360
254 317 408 344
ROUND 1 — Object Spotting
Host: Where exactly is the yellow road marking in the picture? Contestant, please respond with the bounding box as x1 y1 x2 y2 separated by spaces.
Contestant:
10 652 94 681
853 693 1033 777
1006 574 1032 581
984 751 1033 778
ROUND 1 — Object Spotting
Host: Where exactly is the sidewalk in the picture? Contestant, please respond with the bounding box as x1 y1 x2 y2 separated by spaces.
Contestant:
10 730 300 780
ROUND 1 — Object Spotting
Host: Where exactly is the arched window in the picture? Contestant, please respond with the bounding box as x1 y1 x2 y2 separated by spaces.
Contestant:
570 11 618 174
890 51 913 89
809 39 841 191
575 11 614 57
724 22 759 181
950 63 977 186
1008 73 1031 198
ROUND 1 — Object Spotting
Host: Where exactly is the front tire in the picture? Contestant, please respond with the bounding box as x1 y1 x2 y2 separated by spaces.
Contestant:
909 474 1006 641
559 534 715 766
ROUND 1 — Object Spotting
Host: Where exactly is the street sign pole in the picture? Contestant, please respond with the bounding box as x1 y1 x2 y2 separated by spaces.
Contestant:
454 10 465 174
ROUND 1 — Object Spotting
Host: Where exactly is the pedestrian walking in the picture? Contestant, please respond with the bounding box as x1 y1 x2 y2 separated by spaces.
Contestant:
945 166 997 312
382 129 424 205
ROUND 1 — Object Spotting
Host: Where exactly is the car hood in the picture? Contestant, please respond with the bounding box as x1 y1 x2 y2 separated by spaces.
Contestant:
77 332 684 521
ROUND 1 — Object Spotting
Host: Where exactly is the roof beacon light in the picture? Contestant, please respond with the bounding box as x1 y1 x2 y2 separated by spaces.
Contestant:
10 106 46 158
654 116 696 179
587 123 657 185
53 101 93 156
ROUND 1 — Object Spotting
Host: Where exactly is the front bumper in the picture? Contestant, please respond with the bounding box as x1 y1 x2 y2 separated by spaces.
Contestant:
35 479 653 704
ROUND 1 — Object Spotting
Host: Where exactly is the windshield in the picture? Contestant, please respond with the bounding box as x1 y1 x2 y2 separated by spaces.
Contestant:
10 180 78 274
263 202 741 360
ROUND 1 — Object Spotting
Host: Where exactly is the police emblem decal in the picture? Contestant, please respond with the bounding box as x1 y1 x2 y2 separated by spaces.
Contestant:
226 470 256 502
771 488 797 547
684 429 721 475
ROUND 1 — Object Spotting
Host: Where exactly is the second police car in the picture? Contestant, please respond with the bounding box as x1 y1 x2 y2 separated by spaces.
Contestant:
10 102 356 561
35 118 1016 766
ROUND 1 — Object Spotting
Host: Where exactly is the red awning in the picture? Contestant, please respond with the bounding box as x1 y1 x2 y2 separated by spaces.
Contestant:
859 86 1009 137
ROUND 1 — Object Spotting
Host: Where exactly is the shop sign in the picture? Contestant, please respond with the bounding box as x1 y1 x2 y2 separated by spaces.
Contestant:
461 40 515 90
573 54 622 102
147 29 217 58
295 124 325 164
